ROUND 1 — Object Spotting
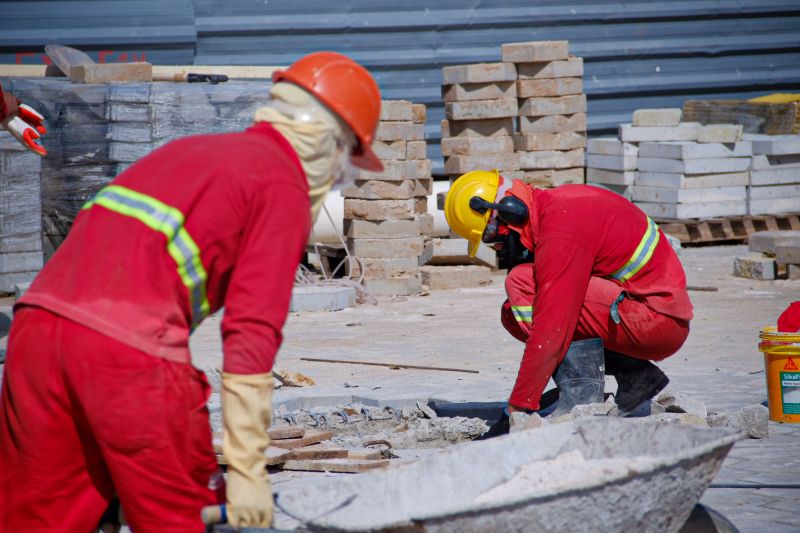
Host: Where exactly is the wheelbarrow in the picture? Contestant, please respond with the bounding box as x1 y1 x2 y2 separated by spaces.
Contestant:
271 417 742 532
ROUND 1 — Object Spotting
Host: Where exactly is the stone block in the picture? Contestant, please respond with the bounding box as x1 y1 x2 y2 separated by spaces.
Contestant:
442 118 515 138
341 179 432 200
375 121 412 141
519 95 587 116
425 238 497 268
636 171 748 190
586 153 637 171
736 405 770 439
776 245 800 266
348 236 425 258
13 282 31 300
289 286 356 312
747 230 800 255
637 156 751 175
747 184 800 201
655 391 708 418
618 123 700 142
445 97 518 121
0 251 43 274
587 138 638 157
372 140 406 161
441 136 514 156
631 108 682 127
420 265 492 290
788 264 800 280
445 153 520 174
343 198 426 221
749 197 800 215
745 134 800 156
442 81 516 102
362 275 421 296
697 124 743 144
360 160 432 181
517 77 583 98
410 104 426 125
751 154 800 170
750 168 800 186
379 100 413 122
441 62 517 85
0 271 38 293
501 40 569 63
732 254 776 280
343 218 421 239
631 186 746 204
416 213 435 236
517 57 583 79
587 182 633 199
519 113 586 133
347 257 420 279
509 412 547 433
637 200 746 219
406 141 427 160
638 141 752 160
522 167 585 187
513 132 586 151
519 149 584 170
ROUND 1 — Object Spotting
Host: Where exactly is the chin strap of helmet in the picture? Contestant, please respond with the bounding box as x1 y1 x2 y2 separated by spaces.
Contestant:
469 195 529 226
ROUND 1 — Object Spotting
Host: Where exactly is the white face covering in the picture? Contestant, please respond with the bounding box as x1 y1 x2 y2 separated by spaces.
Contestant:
253 82 357 223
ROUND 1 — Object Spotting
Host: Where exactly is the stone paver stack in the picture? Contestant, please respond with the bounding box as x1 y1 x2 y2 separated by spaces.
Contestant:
342 100 432 296
440 62 520 183
502 40 586 187
0 134 43 292
586 138 638 199
745 134 800 216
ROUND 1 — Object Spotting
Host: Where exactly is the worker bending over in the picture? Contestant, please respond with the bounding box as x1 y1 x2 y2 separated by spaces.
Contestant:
445 171 693 437
0 52 382 532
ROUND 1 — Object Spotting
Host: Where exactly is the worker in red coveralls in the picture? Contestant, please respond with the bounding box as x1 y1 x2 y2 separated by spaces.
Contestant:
0 52 382 532
0 81 47 155
444 171 693 437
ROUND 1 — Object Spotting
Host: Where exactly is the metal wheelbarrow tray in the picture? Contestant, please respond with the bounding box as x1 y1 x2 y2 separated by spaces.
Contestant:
276 418 742 532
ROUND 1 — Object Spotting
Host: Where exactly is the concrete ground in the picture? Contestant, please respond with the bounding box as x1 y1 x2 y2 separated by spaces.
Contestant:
192 244 800 532
1 244 798 531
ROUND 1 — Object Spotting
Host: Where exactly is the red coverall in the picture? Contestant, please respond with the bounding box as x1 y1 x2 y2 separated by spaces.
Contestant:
0 122 311 532
0 82 12 121
499 181 693 410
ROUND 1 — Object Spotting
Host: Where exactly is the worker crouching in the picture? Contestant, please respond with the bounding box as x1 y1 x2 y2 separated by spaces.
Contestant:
444 171 693 438
0 52 382 532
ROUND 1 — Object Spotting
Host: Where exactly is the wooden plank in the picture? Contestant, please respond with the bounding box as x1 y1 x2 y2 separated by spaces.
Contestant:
70 63 152 84
215 446 294 466
290 445 349 460
281 458 390 473
268 425 305 440
347 448 383 460
270 430 333 450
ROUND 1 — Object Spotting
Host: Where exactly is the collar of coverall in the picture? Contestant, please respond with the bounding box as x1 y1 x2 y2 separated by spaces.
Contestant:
495 178 537 251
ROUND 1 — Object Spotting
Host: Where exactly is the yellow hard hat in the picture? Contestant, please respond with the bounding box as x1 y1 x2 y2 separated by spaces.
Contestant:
444 169 500 257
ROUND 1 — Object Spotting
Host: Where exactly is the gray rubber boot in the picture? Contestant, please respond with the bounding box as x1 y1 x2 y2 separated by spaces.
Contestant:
548 338 605 418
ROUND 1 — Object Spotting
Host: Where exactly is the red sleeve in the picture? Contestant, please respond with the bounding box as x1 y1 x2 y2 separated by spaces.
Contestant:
508 238 594 410
221 182 311 374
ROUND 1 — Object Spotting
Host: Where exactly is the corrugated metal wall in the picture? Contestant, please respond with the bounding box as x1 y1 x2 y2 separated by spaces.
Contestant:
3 1 800 172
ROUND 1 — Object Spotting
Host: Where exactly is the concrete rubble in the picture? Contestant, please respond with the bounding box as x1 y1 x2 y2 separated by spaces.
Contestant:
734 230 800 280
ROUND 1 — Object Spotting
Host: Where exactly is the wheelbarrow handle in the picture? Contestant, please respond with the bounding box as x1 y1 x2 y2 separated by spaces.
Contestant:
201 504 226 525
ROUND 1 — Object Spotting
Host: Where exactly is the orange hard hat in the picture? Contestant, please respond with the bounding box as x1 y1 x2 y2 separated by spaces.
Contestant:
273 51 383 172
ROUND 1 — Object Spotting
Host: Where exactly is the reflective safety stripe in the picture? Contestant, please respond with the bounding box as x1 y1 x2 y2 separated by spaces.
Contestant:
511 305 533 323
609 217 660 283
83 185 210 327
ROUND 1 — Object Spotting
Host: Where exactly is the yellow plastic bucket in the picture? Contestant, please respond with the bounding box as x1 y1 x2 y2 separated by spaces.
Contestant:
759 326 800 423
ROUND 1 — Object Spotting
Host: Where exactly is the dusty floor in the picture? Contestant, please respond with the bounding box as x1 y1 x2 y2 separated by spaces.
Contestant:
189 244 800 532
2 244 798 531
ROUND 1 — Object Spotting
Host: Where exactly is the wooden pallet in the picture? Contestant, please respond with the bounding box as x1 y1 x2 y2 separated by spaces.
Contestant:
656 213 800 245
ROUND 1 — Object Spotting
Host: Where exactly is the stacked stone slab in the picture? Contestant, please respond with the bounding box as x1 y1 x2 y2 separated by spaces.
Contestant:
0 134 43 292
342 100 431 296
502 40 586 187
440 62 520 182
586 138 638 198
633 123 749 219
745 134 800 215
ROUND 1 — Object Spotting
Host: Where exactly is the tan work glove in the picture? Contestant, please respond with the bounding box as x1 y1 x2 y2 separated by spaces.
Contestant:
222 372 274 527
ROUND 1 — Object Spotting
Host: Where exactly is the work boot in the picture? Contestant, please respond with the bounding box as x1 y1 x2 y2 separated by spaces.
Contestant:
605 350 669 416
548 338 605 418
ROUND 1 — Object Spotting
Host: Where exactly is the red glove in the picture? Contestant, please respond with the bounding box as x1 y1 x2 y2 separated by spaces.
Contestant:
2 103 47 157
778 301 800 332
